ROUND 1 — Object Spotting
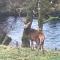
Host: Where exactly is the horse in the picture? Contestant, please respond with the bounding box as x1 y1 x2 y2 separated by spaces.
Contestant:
24 21 45 52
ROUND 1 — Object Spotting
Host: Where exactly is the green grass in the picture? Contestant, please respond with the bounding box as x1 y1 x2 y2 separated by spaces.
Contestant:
0 45 60 60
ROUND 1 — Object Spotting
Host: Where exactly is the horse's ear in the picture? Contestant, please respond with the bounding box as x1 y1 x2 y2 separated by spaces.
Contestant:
24 22 31 28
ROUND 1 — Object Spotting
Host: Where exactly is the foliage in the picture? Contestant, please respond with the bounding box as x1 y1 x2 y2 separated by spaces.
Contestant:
39 0 52 19
0 0 60 18
43 16 59 23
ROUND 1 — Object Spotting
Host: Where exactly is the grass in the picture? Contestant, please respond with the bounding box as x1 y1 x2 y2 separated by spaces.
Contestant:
0 45 60 60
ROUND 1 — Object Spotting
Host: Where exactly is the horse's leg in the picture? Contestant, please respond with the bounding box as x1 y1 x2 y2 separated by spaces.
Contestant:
39 43 41 50
41 40 44 54
38 41 43 52
36 40 40 50
35 40 39 49
39 40 44 51
36 40 41 51
38 39 41 50
31 40 34 50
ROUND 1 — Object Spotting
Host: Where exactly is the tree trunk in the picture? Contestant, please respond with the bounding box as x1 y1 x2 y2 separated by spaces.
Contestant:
38 0 43 31
2 35 8 44
22 10 33 47
0 33 6 44
38 18 43 31
2 34 11 45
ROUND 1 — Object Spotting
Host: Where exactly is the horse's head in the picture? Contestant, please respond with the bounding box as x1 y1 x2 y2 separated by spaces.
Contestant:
24 22 31 29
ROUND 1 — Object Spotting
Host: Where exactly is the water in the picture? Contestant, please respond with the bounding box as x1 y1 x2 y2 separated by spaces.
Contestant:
0 16 60 49
43 19 60 49
8 17 25 47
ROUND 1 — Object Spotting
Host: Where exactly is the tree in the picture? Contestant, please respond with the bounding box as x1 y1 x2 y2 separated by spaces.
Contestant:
22 0 56 47
37 0 52 30
22 1 33 47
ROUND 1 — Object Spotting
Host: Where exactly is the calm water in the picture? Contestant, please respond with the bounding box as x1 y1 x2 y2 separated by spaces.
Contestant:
0 16 60 49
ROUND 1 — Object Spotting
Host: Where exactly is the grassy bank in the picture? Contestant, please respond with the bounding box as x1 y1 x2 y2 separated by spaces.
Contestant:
0 45 60 60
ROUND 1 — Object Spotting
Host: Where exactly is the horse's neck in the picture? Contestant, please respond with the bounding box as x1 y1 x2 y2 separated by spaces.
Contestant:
24 28 31 34
24 28 36 34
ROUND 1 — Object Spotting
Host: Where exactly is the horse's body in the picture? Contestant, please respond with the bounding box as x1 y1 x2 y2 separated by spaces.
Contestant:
24 22 45 52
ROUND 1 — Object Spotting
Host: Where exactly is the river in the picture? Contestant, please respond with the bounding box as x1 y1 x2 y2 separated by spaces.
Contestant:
0 16 60 49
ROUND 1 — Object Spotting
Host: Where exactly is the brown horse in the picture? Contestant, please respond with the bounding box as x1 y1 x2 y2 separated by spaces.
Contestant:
24 22 45 52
